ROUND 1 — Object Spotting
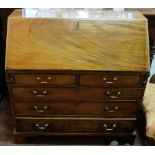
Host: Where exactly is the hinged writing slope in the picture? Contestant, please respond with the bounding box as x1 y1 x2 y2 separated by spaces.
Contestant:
6 9 149 71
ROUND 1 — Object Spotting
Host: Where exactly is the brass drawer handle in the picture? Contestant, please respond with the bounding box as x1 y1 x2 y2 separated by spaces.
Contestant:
36 76 52 84
102 77 117 84
33 105 48 113
32 90 47 97
8 78 14 84
35 123 49 130
103 123 116 131
105 91 121 99
104 106 119 113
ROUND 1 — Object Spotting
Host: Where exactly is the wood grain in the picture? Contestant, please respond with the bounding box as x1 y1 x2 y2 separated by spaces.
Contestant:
11 87 144 101
14 73 75 85
16 118 136 133
13 101 139 116
5 9 150 144
6 9 150 71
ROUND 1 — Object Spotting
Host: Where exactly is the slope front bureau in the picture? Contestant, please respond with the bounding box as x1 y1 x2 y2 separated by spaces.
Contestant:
6 9 150 144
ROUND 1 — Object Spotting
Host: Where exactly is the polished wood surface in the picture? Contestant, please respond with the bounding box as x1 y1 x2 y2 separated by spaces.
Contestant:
13 101 139 116
80 74 142 86
6 9 149 71
12 87 144 101
6 9 149 144
16 117 136 133
14 73 75 85
7 70 148 144
10 72 147 87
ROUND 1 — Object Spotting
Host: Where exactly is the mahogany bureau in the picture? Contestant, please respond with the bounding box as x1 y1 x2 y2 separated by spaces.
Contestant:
5 9 150 144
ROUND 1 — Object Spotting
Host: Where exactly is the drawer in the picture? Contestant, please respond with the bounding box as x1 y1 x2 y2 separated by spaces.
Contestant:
13 74 75 85
12 87 144 101
13 101 139 116
80 74 142 86
16 118 136 133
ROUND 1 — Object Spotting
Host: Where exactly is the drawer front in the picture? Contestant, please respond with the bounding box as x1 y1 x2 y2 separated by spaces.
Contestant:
16 118 136 133
14 74 75 85
13 101 139 116
12 87 144 101
80 74 142 86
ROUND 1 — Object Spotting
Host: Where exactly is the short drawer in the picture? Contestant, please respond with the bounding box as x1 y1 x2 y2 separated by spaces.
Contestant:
13 101 139 116
13 74 75 85
80 74 143 86
12 87 144 101
16 118 136 133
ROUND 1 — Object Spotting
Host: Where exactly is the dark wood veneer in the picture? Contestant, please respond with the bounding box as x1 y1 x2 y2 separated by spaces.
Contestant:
13 101 139 116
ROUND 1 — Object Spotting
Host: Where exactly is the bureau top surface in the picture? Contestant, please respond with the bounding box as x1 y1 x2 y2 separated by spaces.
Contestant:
6 9 150 71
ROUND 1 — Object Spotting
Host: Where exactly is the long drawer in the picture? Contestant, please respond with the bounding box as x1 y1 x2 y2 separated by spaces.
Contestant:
15 117 136 133
13 101 139 116
12 87 144 101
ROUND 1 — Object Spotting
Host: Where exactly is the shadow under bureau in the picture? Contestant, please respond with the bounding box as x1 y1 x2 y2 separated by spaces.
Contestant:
5 9 150 144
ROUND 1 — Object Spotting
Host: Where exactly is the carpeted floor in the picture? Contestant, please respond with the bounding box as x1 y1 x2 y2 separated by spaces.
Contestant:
0 91 142 146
